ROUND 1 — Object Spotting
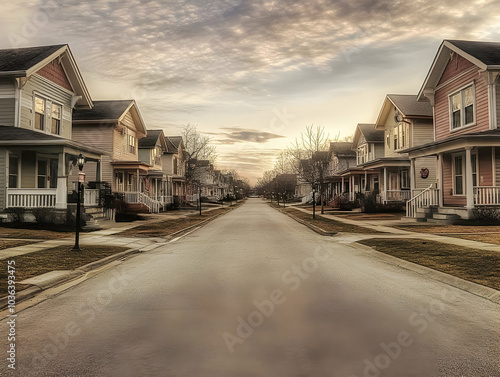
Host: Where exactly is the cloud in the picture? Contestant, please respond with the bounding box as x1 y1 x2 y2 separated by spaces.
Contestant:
209 127 285 144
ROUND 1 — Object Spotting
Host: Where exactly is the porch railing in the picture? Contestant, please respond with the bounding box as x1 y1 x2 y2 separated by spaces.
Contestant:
474 186 500 205
83 189 100 207
7 188 57 208
384 190 412 202
406 185 439 218
123 192 161 213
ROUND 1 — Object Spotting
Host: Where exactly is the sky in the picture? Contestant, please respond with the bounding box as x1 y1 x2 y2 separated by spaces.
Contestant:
1 0 500 184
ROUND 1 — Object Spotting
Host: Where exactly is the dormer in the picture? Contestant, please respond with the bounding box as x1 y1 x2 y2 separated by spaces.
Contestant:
352 124 384 166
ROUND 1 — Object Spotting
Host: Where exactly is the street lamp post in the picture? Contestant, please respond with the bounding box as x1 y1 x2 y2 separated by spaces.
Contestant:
283 191 286 208
312 187 316 219
199 185 202 215
72 153 85 251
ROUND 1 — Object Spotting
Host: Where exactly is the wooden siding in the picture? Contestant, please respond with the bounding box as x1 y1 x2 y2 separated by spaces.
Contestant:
412 119 434 147
36 59 73 92
71 125 114 185
478 147 493 187
20 74 73 139
374 143 384 159
113 128 138 161
0 98 15 127
437 54 475 86
442 154 466 206
496 147 500 186
138 149 151 166
0 148 6 210
434 66 489 141
414 156 437 190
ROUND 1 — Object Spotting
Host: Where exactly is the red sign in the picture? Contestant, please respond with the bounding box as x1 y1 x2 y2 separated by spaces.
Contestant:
420 168 429 179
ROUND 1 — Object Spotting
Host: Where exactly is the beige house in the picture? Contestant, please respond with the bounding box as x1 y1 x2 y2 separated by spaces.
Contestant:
0 44 105 212
163 136 188 205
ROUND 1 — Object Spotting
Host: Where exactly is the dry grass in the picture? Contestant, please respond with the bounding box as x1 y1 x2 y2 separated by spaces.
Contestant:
358 238 500 290
0 239 36 250
395 224 500 234
335 213 405 221
119 207 234 238
0 227 73 240
450 233 500 245
271 205 383 234
0 245 129 297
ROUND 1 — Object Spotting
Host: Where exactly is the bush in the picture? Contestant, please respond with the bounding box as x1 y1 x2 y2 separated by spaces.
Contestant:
333 195 359 211
361 192 378 213
471 207 500 224
5 207 26 223
64 207 87 228
32 208 57 224
376 202 405 213
114 197 143 222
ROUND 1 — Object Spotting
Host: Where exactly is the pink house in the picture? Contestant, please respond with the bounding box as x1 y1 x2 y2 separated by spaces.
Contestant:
406 40 500 221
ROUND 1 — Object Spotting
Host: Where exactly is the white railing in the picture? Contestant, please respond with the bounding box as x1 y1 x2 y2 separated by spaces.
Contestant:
84 189 100 207
7 188 57 208
474 186 500 205
123 192 161 213
406 185 439 218
301 191 314 204
384 190 412 202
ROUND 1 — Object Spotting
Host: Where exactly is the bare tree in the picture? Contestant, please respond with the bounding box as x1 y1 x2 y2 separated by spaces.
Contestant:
288 125 330 214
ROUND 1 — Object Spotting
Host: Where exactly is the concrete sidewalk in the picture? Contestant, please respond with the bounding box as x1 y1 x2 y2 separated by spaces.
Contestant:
291 206 500 252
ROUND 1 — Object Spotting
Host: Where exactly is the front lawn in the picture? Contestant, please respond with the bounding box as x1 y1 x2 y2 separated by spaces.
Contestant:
358 238 500 290
0 239 36 250
0 245 130 297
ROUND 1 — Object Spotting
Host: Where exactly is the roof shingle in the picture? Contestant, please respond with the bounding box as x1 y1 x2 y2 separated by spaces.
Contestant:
0 45 66 73
73 100 133 121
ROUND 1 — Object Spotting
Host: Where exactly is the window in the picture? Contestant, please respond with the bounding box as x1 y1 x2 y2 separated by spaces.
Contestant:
401 170 410 189
51 103 61 135
450 85 475 130
357 145 368 164
453 155 464 195
394 123 409 150
151 146 162 165
35 96 45 130
373 176 379 192
37 159 48 188
8 155 19 188
127 133 136 154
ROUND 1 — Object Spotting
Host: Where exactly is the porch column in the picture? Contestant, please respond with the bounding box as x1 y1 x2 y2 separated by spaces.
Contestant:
364 170 368 192
437 153 444 207
341 177 345 194
55 152 67 209
410 158 416 192
465 147 474 209
136 168 140 193
383 167 387 204
96 159 102 182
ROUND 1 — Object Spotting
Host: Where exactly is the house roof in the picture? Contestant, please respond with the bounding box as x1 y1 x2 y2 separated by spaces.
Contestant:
138 129 165 149
417 40 500 101
0 44 92 108
164 136 183 154
73 100 147 137
353 124 383 148
330 142 355 156
0 126 107 156
375 94 433 129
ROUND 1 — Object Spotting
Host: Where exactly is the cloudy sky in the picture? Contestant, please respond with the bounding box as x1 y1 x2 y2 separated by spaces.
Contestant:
1 0 500 183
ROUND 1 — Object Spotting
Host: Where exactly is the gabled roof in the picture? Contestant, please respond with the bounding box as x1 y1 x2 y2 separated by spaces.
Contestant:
73 100 147 137
164 136 184 154
138 129 166 149
330 142 356 156
417 39 500 101
0 44 92 108
352 124 383 148
375 94 433 129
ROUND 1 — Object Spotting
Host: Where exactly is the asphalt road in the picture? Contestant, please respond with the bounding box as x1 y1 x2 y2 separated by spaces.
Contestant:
2 198 499 376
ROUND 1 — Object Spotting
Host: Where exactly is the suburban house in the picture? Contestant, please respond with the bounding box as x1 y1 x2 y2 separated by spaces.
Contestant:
71 100 162 212
163 136 188 206
365 94 435 203
341 124 384 201
405 39 500 221
0 44 106 214
324 141 356 201
192 159 217 200
138 129 169 207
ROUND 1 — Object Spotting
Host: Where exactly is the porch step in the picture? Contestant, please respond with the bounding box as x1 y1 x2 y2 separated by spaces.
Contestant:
432 213 461 220
402 216 426 222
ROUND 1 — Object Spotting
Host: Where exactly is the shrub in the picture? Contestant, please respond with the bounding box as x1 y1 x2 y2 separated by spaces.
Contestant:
376 202 405 213
32 208 57 224
5 207 26 223
471 207 500 224
64 207 87 228
114 197 143 222
333 195 359 211
361 192 378 213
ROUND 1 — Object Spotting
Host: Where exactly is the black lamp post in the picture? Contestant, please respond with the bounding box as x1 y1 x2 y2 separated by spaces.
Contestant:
312 187 316 219
283 191 286 208
72 153 85 251
199 185 202 215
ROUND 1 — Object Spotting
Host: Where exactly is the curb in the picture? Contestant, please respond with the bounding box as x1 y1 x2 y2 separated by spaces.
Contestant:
1 205 238 312
351 241 500 305
272 206 336 236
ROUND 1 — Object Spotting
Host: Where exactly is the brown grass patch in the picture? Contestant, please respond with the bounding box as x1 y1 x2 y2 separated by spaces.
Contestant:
358 238 500 290
0 245 129 297
271 205 383 234
395 224 500 234
0 239 36 250
0 227 72 240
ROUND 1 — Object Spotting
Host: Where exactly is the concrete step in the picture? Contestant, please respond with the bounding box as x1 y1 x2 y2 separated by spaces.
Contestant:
426 218 456 225
127 203 150 213
432 213 461 220
402 216 426 222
